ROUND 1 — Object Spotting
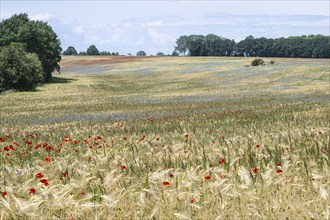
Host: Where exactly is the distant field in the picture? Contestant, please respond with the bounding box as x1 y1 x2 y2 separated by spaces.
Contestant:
0 56 329 219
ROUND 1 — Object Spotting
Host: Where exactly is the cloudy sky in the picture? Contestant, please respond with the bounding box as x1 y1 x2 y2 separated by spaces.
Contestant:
1 0 329 55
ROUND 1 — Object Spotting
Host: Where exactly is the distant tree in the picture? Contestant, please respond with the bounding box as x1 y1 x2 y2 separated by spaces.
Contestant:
136 50 146 56
79 51 87 55
0 43 44 92
156 52 165 56
63 46 78 55
172 50 179 56
99 51 111 55
0 13 62 82
175 35 189 56
86 45 99 55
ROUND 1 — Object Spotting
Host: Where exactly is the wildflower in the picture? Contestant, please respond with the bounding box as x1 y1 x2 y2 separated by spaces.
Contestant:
62 171 68 177
252 167 259 174
310 177 315 182
276 169 283 174
44 157 51 163
80 191 85 196
255 144 260 148
218 159 225 164
88 157 92 161
40 179 49 186
4 147 9 151
209 163 214 168
1 192 7 197
169 173 174 178
219 174 225 179
73 140 78 145
35 173 44 179
276 162 282 166
29 188 36 195
121 165 127 170
162 181 171 186
204 175 211 180
220 136 225 139
185 134 189 138
190 197 196 203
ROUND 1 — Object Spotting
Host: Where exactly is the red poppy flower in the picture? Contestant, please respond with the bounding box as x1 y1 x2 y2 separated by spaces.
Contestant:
218 159 225 164
35 173 44 179
1 192 7 197
219 174 224 179
156 137 160 141
185 134 189 138
220 136 225 139
255 144 260 148
44 157 51 163
121 165 127 170
80 191 85 196
29 188 36 195
276 169 283 174
169 173 174 178
204 175 211 180
73 140 78 145
209 164 214 168
310 177 315 182
162 181 171 186
276 162 282 166
252 167 259 174
3 147 9 151
62 172 67 177
190 197 196 203
40 179 49 186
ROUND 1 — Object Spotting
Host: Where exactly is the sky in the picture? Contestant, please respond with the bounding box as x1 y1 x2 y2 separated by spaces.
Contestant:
1 0 329 55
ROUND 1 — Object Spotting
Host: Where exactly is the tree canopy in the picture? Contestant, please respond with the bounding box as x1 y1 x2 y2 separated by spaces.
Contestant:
63 46 78 55
174 34 330 58
86 45 99 55
136 51 147 56
0 13 62 82
0 43 44 92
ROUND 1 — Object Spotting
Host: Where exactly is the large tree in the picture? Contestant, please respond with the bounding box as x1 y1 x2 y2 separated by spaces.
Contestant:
63 46 78 55
136 51 147 56
86 45 99 55
0 43 44 92
0 13 62 82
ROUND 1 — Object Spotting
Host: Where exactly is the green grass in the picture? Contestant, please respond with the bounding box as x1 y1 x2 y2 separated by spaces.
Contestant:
0 56 329 219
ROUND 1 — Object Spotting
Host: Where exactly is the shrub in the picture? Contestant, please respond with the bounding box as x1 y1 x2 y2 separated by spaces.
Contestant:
251 58 265 66
270 60 275 65
0 43 44 92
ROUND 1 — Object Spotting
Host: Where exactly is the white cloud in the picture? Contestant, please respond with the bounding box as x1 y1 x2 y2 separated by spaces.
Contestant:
30 13 54 22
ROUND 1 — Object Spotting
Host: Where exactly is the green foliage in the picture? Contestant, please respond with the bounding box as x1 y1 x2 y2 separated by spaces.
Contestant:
0 13 62 82
270 60 275 65
0 43 44 92
86 45 99 55
175 34 330 58
63 46 78 55
156 52 165 56
251 58 265 66
136 50 147 56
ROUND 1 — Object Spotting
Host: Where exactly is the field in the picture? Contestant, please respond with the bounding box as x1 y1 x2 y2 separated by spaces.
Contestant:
0 56 329 219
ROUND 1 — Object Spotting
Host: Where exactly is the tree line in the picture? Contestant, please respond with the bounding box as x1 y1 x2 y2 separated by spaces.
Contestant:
174 34 330 58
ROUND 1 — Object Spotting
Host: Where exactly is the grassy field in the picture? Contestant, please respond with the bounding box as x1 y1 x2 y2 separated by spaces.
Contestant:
0 56 329 219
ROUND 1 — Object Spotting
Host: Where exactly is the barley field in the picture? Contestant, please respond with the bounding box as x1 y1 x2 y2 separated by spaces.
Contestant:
0 56 329 219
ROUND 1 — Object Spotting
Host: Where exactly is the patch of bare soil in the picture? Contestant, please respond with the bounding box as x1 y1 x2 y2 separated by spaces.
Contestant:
61 56 158 68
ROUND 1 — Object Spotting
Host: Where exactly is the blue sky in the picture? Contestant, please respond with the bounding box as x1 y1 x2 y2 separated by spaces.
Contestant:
1 1 329 55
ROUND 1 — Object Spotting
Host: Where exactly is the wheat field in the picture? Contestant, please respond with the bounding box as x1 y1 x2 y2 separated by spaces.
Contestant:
0 56 329 219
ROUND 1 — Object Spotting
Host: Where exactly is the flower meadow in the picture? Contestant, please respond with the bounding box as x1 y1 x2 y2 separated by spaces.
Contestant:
0 57 329 219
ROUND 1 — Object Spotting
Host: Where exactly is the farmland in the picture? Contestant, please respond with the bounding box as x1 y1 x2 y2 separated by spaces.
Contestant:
0 56 329 219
